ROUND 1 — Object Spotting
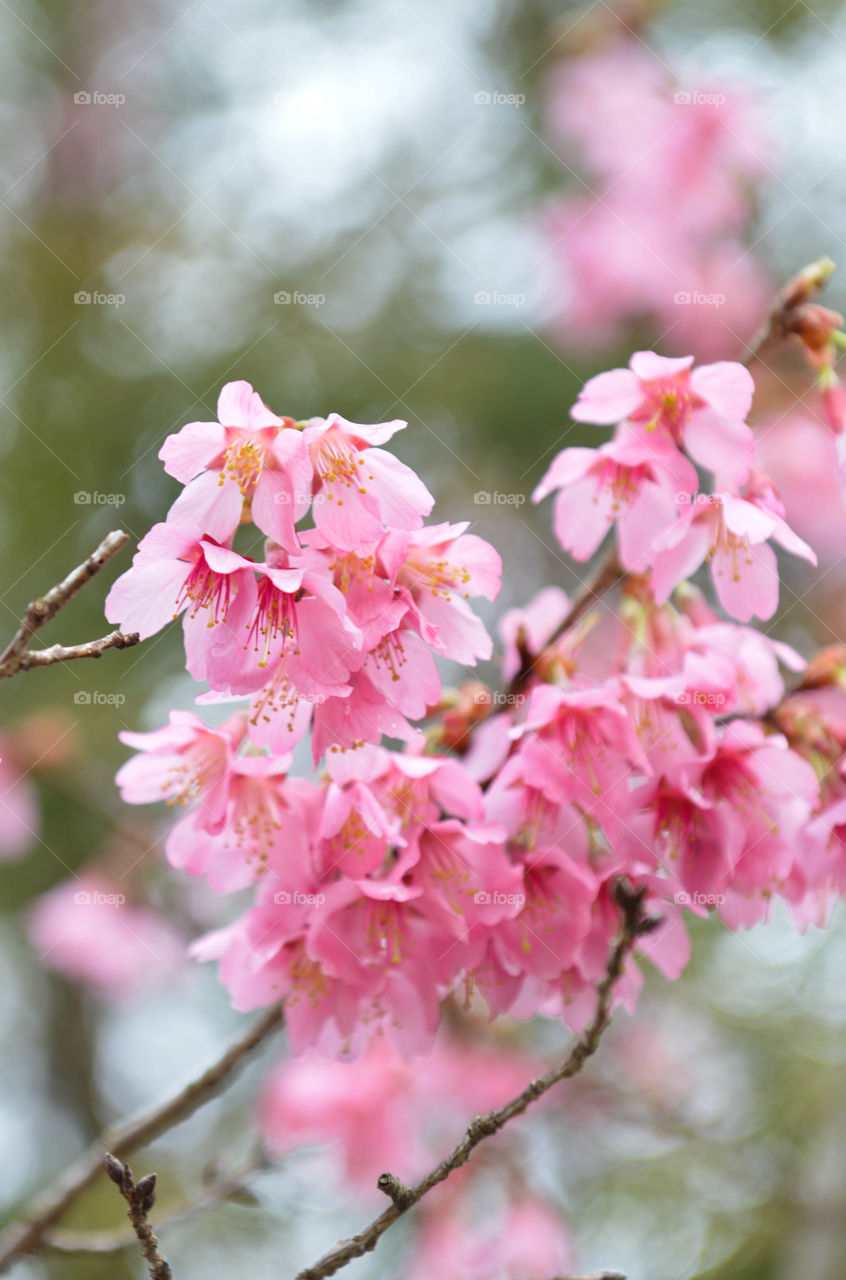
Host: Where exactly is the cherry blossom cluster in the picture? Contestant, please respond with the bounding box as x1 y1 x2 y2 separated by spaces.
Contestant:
543 38 770 357
110 359 846 1061
106 382 501 759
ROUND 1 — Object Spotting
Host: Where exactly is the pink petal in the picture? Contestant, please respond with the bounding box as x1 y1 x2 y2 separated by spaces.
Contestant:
690 360 754 421
105 559 192 639
684 408 755 485
571 368 642 423
217 380 281 429
629 351 694 380
159 420 226 483
710 538 778 621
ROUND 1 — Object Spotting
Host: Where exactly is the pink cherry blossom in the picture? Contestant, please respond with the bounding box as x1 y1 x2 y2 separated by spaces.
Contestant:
116 710 246 832
303 413 434 551
28 875 184 997
381 521 502 664
650 482 816 621
572 352 756 486
159 381 312 551
533 430 696 570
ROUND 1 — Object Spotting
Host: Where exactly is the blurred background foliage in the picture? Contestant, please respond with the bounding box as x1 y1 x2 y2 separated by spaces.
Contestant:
2 0 846 1277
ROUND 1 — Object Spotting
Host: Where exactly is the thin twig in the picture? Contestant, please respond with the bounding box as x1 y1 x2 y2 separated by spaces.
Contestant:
0 1005 283 1272
43 1148 268 1255
0 530 139 680
17 629 140 668
295 880 658 1280
104 1155 172 1280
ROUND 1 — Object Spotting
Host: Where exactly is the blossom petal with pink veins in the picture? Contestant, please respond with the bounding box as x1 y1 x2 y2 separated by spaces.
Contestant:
690 360 754 420
311 674 423 762
313 480 384 551
364 630 441 719
617 479 678 571
414 590 493 664
217 379 281 429
293 593 362 687
159 419 226 483
532 448 596 502
251 470 302 553
769 514 817 563
611 427 699 493
362 449 434 528
710 537 779 621
165 471 244 541
720 494 776 542
630 351 694 380
683 408 755 485
105 557 193 640
320 412 408 447
649 510 715 604
448 534 502 600
552 474 615 560
570 367 643 423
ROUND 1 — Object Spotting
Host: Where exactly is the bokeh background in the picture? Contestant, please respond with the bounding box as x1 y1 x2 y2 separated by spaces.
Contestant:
3 0 846 1277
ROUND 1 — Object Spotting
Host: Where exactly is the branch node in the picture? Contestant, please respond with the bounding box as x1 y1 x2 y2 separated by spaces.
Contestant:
376 1173 413 1209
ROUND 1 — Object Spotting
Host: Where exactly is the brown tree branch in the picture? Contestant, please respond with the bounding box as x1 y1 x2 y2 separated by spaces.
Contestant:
295 880 658 1280
104 1155 172 1280
0 530 139 680
17 628 140 668
0 1005 283 1273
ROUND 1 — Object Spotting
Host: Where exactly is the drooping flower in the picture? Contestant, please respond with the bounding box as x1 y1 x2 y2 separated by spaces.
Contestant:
382 522 502 664
303 413 434 551
650 480 816 621
533 429 696 570
572 352 756 485
159 380 312 550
